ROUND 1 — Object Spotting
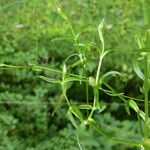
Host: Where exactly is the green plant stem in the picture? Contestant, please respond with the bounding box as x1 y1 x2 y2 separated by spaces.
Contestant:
34 0 38 65
86 83 89 116
144 55 149 138
137 112 144 137
64 93 70 107
88 119 142 147
103 81 145 138
76 130 83 150
67 20 81 55
95 56 103 85
0 64 83 78
144 55 149 121
103 81 126 102
89 54 104 118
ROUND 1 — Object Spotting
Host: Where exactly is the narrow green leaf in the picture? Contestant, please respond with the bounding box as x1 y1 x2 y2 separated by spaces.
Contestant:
98 18 105 52
99 87 124 96
78 104 93 110
87 119 141 147
139 110 145 121
100 71 125 83
64 77 85 83
38 76 61 84
87 118 112 139
70 105 84 122
124 101 130 115
133 58 144 80
129 100 139 113
67 110 78 128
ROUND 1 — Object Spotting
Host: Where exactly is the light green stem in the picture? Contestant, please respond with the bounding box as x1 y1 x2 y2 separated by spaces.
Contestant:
144 55 149 138
96 56 103 85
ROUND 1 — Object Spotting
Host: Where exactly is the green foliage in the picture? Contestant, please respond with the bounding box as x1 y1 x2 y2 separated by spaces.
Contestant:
0 0 150 150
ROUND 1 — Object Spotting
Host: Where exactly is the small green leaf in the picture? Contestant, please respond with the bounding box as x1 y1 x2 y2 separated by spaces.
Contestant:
100 71 125 83
64 77 85 83
70 105 84 122
99 87 124 96
124 101 130 115
78 104 93 110
38 76 61 84
139 110 145 121
98 18 105 52
133 57 144 80
129 100 139 113
87 118 112 139
67 110 78 128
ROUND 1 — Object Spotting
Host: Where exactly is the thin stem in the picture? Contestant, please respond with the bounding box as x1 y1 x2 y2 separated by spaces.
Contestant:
88 119 142 147
34 0 38 65
137 112 144 137
144 54 149 138
103 81 126 102
95 56 103 85
144 55 149 121
76 130 83 150
64 94 70 107
89 53 103 118
67 20 81 55
86 83 89 116
88 86 99 118
0 64 84 78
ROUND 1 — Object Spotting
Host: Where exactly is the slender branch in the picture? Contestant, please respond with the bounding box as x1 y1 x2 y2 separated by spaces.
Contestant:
88 119 142 147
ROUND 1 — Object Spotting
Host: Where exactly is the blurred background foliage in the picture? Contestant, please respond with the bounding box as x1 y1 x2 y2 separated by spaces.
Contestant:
0 0 146 149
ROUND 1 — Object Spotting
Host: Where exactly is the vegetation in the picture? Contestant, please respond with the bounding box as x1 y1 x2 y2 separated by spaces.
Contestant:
0 0 149 150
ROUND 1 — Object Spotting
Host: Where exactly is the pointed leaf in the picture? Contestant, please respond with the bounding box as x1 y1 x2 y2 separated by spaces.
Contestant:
124 101 130 115
67 110 78 128
139 110 145 121
129 100 139 113
133 58 144 80
64 77 85 83
78 104 93 110
98 18 105 52
38 76 61 84
99 87 124 96
70 105 84 122
100 71 125 83
87 118 112 139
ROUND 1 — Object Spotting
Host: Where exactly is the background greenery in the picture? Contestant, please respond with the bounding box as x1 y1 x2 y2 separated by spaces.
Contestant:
0 0 146 149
